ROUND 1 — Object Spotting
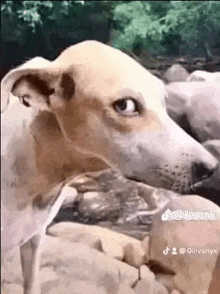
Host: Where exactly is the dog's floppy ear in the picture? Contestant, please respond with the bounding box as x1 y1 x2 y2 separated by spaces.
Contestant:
1 57 75 112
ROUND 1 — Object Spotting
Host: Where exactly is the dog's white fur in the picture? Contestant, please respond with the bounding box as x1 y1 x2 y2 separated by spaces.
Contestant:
1 41 218 293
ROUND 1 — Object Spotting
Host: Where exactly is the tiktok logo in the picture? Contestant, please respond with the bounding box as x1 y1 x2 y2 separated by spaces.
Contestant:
163 247 170 255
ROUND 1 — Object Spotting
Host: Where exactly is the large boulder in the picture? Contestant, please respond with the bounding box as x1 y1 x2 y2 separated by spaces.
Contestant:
3 179 219 294
165 81 220 142
2 234 137 294
47 222 148 266
52 181 220 293
187 70 220 82
149 193 220 294
2 222 171 294
164 64 190 83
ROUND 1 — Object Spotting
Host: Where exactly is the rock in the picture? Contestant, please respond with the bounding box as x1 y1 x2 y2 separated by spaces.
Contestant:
150 70 164 81
155 274 175 292
149 193 220 294
140 264 155 280
47 222 147 264
124 243 146 268
54 169 159 241
2 234 139 294
134 280 154 294
187 70 220 82
165 82 192 129
164 64 189 83
101 236 124 261
117 282 137 294
134 265 168 294
47 221 102 250
1 283 23 294
170 290 181 294
203 139 220 157
174 57 189 65
208 252 220 294
77 190 122 221
41 235 138 294
192 57 206 65
165 81 220 142
134 265 155 294
56 169 151 226
154 281 169 294
71 169 128 193
40 266 59 284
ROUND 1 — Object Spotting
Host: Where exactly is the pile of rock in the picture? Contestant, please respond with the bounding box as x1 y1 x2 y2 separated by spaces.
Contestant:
54 170 162 239
2 187 220 293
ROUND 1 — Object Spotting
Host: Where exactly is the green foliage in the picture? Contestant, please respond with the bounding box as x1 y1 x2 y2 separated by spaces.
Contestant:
1 0 220 56
167 1 220 49
112 1 220 55
112 1 171 52
1 1 85 32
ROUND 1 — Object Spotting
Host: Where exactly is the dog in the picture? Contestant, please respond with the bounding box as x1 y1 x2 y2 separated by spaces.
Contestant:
1 41 218 294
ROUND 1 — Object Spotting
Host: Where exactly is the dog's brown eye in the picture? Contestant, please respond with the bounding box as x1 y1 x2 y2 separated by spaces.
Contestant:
114 99 138 115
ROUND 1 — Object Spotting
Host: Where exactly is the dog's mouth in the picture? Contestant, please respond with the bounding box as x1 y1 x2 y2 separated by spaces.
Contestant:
126 176 140 182
189 163 218 191
126 176 148 185
188 179 206 191
188 176 212 191
127 170 216 194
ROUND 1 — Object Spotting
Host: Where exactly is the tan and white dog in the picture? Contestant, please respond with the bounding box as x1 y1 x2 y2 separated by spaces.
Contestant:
1 41 218 294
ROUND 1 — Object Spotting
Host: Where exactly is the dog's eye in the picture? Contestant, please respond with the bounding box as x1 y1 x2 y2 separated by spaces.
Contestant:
114 98 138 115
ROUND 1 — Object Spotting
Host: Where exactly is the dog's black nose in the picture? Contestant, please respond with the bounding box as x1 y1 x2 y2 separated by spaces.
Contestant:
192 161 219 181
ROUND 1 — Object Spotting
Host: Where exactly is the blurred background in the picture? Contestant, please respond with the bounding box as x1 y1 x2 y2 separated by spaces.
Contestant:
1 0 220 80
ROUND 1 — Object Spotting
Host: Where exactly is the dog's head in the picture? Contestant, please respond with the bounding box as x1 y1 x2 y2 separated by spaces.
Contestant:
1 41 218 193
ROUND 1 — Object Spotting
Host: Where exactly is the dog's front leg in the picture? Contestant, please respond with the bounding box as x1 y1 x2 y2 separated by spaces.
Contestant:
20 232 44 294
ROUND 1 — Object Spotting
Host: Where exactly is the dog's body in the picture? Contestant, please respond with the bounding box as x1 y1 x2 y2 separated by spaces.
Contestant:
1 41 218 293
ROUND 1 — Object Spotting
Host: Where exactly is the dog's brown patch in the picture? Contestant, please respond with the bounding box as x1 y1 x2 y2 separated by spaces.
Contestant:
12 155 29 176
32 194 44 209
60 73 75 100
12 74 54 98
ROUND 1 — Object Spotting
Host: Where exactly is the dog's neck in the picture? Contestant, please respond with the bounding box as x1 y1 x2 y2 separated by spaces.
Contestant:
2 107 109 209
30 110 109 178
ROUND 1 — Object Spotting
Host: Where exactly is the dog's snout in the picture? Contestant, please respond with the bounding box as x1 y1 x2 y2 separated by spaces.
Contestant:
192 161 219 181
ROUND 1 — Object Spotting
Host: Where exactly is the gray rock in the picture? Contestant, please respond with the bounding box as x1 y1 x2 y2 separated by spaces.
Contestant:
165 81 220 205
164 64 189 83
165 81 220 142
55 170 154 239
187 70 220 82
